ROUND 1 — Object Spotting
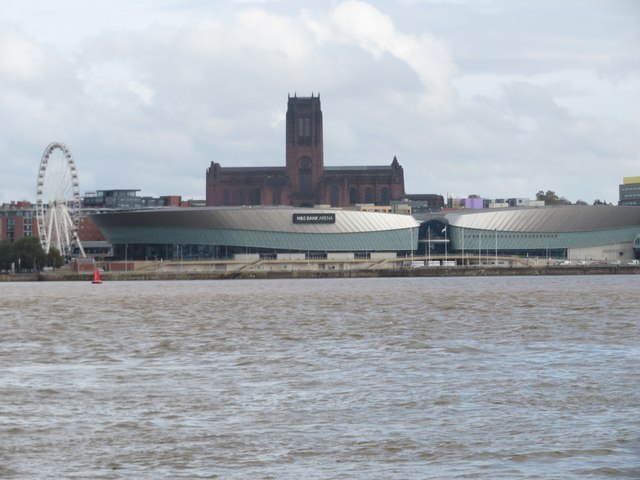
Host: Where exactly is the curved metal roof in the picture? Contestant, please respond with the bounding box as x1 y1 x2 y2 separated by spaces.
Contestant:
90 206 418 234
89 206 419 252
445 206 640 233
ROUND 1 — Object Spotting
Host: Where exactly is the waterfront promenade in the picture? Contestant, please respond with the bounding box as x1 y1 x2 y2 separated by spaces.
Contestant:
2 260 639 281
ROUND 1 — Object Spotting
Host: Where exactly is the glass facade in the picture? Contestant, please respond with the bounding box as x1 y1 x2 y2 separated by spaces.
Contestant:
619 182 640 206
90 207 420 261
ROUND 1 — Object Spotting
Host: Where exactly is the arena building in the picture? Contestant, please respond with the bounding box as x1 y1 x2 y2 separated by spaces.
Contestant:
90 205 640 265
417 206 640 263
90 206 420 261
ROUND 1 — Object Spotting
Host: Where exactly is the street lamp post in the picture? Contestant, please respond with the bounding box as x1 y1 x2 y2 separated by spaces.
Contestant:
410 226 414 263
444 226 448 261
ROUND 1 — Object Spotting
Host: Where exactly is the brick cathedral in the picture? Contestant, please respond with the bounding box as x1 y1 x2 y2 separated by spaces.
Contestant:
206 94 405 208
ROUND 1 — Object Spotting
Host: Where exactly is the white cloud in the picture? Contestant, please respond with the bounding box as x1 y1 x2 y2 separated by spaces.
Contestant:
126 80 155 106
0 30 49 81
0 0 638 205
236 8 313 59
331 0 457 115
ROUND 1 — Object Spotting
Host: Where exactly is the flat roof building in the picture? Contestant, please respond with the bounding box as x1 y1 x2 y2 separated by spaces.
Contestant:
619 176 640 206
417 205 640 262
0 201 38 242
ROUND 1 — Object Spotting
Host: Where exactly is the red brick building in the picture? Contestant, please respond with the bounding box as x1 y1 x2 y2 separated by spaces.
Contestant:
78 215 106 242
206 94 405 208
1 201 106 243
0 201 38 241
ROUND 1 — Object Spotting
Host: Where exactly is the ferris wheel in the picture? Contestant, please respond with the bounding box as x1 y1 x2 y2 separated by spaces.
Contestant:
35 142 85 258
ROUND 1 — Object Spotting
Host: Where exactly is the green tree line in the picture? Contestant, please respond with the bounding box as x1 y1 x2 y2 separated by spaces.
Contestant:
535 190 611 206
0 237 64 272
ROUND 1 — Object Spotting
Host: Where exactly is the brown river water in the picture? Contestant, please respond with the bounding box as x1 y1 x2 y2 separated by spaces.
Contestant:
1 276 639 479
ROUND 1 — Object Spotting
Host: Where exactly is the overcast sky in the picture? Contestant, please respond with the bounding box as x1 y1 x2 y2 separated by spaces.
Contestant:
1 0 639 204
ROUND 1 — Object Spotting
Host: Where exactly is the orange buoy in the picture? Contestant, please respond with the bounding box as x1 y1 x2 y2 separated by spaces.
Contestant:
92 268 103 284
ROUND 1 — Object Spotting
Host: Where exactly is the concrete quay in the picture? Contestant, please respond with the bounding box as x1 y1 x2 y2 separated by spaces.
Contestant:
3 262 640 282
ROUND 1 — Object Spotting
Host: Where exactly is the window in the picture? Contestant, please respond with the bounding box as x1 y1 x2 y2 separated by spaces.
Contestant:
223 190 230 206
300 170 311 194
365 187 374 203
298 117 310 137
253 189 261 205
349 188 358 205
298 117 311 143
379 187 389 205
299 156 312 194
272 190 281 206
330 186 340 207
298 157 311 169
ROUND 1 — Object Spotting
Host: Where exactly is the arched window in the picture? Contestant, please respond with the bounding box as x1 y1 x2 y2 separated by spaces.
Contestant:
300 171 311 194
379 187 389 205
365 187 374 203
349 188 358 205
298 117 310 141
330 186 340 207
298 156 312 194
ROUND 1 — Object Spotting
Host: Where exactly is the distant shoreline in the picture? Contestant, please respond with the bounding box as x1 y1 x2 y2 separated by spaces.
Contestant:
2 264 639 282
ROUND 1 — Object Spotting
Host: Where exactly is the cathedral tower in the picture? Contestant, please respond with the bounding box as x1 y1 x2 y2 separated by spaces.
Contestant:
286 94 323 207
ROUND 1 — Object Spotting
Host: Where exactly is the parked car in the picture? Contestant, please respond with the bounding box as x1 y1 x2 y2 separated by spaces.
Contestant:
553 260 571 266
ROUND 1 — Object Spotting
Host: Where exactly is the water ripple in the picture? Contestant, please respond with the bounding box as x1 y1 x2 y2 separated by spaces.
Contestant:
1 276 638 479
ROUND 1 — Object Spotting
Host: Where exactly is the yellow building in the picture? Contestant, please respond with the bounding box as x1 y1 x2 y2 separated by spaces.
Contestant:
620 177 640 206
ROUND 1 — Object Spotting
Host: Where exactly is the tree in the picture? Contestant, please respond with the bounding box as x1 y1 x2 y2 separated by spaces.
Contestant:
47 247 64 269
575 199 588 205
0 237 64 272
14 237 47 271
535 190 563 205
0 240 15 271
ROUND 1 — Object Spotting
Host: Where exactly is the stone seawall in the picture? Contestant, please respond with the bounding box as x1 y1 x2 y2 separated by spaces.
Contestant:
2 265 639 282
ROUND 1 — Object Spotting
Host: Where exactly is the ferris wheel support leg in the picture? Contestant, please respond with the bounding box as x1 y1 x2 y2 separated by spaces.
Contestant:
46 207 56 254
76 237 86 258
61 213 72 257
53 209 63 256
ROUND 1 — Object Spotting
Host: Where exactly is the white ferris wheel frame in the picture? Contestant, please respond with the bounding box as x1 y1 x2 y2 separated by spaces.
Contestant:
35 142 86 258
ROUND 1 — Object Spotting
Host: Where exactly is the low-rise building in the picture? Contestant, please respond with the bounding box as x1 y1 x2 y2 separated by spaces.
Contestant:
485 198 544 208
83 190 142 210
0 201 38 241
417 205 640 263
619 176 640 206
